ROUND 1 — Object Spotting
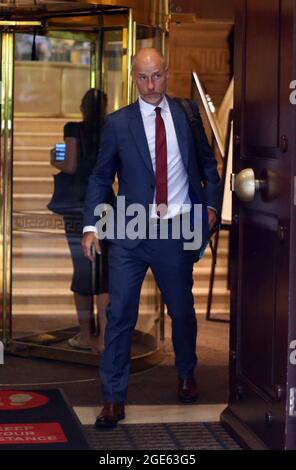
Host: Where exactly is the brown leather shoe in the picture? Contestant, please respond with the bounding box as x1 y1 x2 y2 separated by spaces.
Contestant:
178 375 199 403
95 403 125 429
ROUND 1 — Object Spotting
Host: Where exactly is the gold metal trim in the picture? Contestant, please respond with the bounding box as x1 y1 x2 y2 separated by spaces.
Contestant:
164 0 170 33
122 25 128 105
0 31 14 344
131 18 136 102
121 8 136 105
90 40 98 88
98 28 105 92
8 336 164 371
126 7 133 104
0 21 42 26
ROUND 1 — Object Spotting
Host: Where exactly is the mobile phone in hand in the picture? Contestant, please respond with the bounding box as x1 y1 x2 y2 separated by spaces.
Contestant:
55 143 66 161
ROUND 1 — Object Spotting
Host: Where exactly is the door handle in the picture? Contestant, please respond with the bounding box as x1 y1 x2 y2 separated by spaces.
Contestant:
231 168 263 202
231 168 280 202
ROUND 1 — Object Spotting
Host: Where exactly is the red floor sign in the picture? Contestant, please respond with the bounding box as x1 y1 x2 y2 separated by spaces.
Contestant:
0 389 90 449
0 391 49 410
0 423 68 445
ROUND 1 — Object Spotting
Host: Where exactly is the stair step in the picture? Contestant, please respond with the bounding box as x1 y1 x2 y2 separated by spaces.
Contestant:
12 304 76 315
11 305 230 317
12 285 228 300
11 255 229 271
13 266 73 275
11 302 228 317
11 305 155 315
13 238 69 253
14 147 54 162
12 233 68 248
12 265 228 279
12 235 228 254
12 230 229 254
14 132 63 147
14 177 53 194
14 117 75 133
14 161 57 177
12 267 73 285
12 286 159 305
11 252 229 271
12 254 72 268
12 277 228 291
13 194 52 211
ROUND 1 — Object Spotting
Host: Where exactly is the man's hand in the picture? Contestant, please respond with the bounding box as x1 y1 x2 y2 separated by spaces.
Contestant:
81 232 101 262
207 208 217 231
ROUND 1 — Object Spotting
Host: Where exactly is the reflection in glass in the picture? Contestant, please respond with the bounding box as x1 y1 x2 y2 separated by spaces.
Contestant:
15 34 91 64
12 33 92 346
102 29 124 112
11 30 161 363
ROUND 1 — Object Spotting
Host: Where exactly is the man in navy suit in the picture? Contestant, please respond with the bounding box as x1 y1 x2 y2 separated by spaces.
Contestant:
82 48 220 428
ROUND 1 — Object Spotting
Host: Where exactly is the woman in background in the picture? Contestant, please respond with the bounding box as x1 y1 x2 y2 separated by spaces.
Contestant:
50 89 111 352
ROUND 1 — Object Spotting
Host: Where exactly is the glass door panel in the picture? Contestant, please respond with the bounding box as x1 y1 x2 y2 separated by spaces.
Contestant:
103 29 124 111
3 20 164 368
12 32 94 349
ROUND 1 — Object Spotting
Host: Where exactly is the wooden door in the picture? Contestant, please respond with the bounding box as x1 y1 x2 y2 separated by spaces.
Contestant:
221 0 296 449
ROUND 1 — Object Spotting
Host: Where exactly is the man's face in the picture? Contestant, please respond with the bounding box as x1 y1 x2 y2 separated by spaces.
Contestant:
132 58 168 106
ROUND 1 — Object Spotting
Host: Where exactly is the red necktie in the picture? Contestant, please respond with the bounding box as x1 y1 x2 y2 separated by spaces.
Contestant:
155 107 167 217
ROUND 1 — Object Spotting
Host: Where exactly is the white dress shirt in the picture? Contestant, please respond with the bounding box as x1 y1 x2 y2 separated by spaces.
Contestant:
139 95 191 219
83 95 192 233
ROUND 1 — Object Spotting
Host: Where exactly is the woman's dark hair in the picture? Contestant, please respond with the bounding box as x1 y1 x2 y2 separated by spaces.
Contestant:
80 88 107 157
80 88 107 128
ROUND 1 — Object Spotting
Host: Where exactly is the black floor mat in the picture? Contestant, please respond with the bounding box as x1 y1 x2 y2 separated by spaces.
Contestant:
83 422 242 450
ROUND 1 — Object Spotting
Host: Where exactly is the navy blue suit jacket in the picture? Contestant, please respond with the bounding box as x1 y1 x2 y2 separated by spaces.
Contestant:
84 96 221 249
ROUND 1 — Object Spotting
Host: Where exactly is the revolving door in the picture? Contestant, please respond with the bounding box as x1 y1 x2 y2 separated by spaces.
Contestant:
0 1 168 369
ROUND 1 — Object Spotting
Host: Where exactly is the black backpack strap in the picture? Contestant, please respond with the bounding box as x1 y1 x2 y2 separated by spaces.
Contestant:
174 97 221 235
174 98 204 178
175 98 199 126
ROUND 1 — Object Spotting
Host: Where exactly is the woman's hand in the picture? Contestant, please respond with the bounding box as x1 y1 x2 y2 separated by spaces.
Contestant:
50 138 77 174
50 147 56 165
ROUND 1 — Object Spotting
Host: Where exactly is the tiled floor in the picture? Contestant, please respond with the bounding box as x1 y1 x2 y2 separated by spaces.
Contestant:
74 404 227 425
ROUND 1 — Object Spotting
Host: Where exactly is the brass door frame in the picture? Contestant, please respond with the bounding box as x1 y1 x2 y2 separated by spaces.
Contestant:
0 24 100 347
0 12 135 339
0 10 166 369
0 28 17 346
